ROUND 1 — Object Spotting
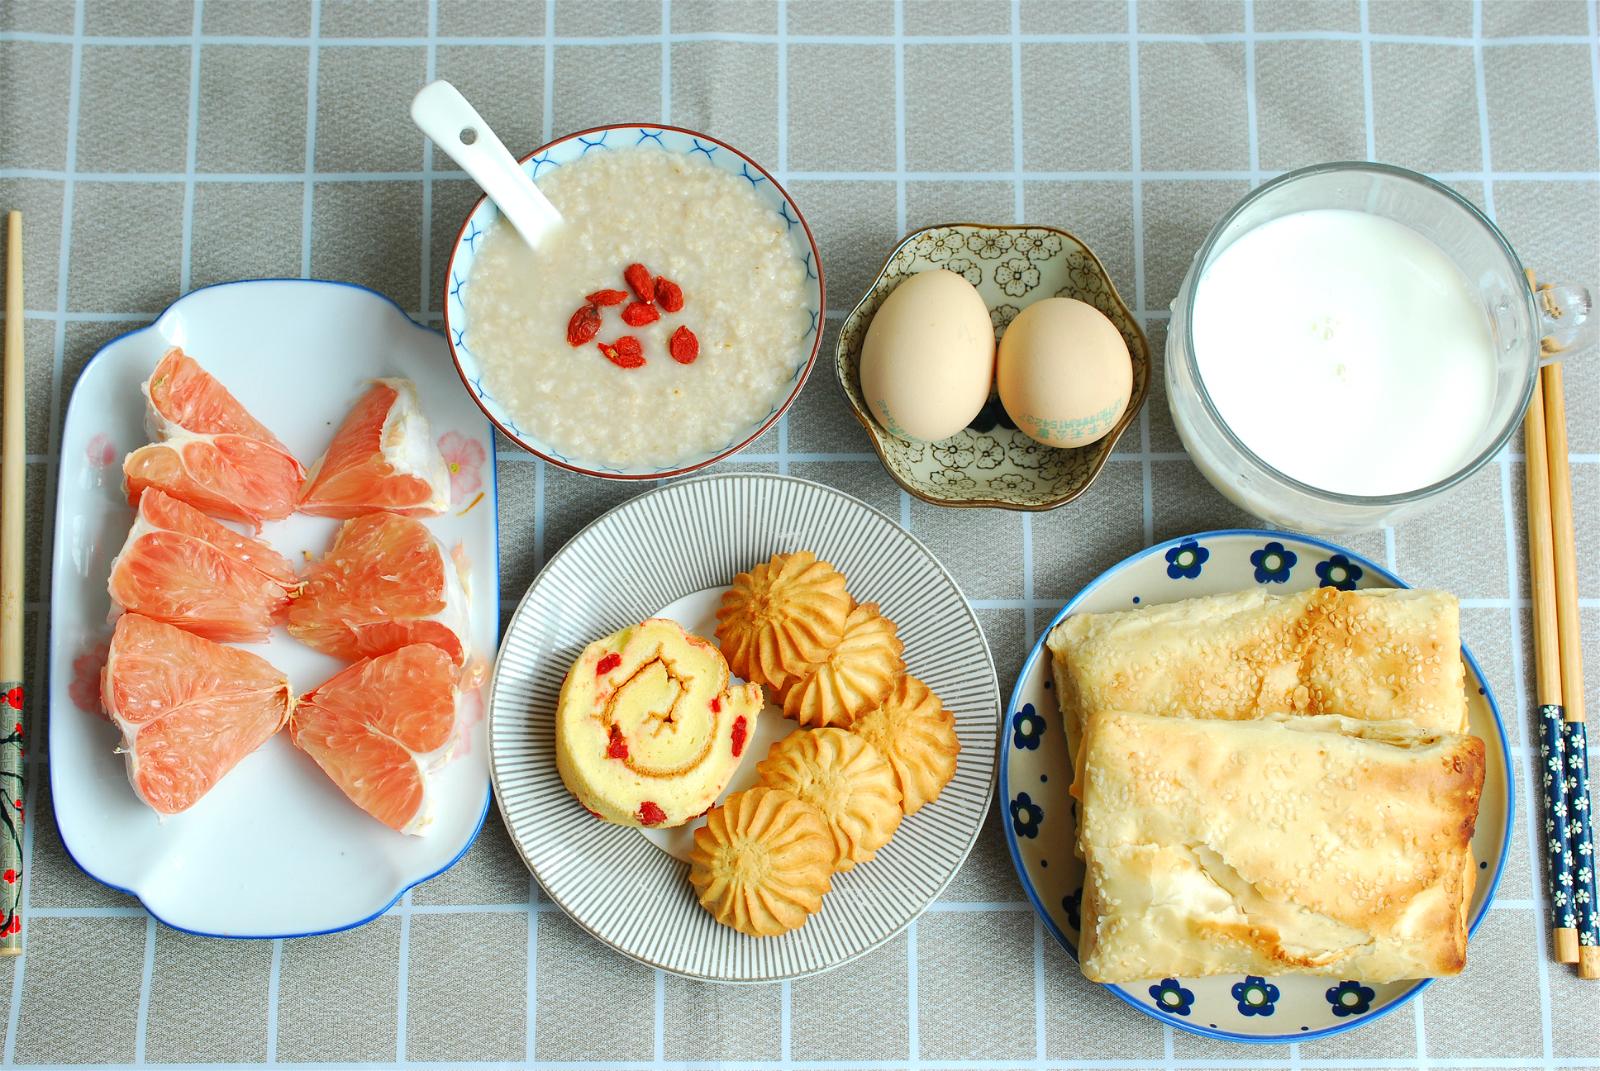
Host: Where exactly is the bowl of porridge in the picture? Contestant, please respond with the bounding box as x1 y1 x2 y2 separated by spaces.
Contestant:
442 124 825 478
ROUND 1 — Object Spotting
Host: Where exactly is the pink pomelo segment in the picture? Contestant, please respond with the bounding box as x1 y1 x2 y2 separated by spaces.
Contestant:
287 512 469 665
289 644 460 834
101 613 292 815
298 378 450 519
107 489 300 642
123 348 305 528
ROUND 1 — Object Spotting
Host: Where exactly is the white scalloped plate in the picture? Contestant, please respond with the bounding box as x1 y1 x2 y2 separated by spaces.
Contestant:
49 279 498 938
1000 529 1512 1043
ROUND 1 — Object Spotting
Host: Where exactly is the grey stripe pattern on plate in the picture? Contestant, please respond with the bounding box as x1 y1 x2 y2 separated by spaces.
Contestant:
488 474 1000 982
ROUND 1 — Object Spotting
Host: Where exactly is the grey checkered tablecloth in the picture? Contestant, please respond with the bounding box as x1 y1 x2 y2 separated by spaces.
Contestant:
2 0 1598 1066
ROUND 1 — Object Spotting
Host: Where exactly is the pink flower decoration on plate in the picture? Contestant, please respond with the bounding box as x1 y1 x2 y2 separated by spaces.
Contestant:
85 433 117 469
69 640 110 717
449 657 489 762
437 431 485 503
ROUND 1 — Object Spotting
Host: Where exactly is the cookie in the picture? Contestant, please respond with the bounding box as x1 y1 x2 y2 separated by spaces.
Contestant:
555 618 763 828
715 550 851 690
688 787 834 938
851 675 961 815
757 728 903 872
775 602 904 728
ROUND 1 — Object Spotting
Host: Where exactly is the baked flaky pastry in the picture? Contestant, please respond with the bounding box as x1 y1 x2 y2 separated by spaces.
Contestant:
1077 710 1485 984
757 728 902 871
714 551 851 690
1047 587 1467 790
688 786 834 938
850 675 960 815
776 603 904 728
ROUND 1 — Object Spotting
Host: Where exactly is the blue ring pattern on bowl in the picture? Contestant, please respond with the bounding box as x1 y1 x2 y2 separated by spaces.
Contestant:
442 124 825 480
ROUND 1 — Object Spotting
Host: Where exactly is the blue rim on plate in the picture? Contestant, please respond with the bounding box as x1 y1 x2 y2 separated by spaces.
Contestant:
49 278 499 940
999 528 1513 1043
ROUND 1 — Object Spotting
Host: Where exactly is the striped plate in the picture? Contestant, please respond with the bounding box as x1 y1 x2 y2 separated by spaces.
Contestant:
488 474 1000 982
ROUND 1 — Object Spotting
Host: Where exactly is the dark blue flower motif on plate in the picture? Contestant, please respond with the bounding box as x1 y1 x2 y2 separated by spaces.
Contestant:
1231 975 1280 1016
1249 541 1298 584
1062 886 1082 932
1009 792 1043 839
1325 980 1374 1017
1165 539 1209 580
1148 978 1195 1016
1315 553 1363 591
1012 703 1045 750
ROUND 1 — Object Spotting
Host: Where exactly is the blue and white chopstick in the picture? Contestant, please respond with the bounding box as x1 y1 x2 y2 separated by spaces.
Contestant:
1530 363 1598 980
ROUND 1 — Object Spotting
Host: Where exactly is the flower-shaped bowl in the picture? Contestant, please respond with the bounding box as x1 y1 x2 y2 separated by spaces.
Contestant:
836 223 1148 509
443 123 825 480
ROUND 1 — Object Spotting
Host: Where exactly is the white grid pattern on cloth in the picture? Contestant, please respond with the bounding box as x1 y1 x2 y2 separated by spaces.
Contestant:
0 0 1596 1067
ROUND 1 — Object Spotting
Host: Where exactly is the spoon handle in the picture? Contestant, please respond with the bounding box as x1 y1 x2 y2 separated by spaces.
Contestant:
411 80 562 248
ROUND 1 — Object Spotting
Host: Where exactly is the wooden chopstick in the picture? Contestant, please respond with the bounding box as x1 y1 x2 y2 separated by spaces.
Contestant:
1525 371 1580 964
1541 362 1599 979
1 211 25 955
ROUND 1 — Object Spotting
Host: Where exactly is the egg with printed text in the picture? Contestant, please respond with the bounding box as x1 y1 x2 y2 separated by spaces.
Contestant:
997 297 1132 449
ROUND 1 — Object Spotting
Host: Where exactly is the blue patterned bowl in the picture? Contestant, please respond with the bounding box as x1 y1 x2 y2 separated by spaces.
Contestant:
1002 530 1513 1042
441 124 824 479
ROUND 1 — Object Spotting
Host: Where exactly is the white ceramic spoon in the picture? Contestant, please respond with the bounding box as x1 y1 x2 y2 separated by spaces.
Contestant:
410 79 563 249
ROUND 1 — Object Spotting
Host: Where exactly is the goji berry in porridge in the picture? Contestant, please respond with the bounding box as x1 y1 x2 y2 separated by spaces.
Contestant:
463 148 810 470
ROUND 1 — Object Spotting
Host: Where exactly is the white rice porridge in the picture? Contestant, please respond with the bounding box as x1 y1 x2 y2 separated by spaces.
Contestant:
463 148 810 470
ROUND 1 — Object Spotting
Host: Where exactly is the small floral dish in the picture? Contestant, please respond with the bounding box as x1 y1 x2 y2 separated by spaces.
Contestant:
1002 530 1512 1042
442 123 825 480
836 224 1148 510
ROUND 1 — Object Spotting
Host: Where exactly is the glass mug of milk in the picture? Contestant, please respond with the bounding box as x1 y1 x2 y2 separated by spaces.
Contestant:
1167 161 1593 533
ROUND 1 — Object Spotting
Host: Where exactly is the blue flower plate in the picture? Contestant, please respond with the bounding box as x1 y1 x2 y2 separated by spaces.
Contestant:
441 123 825 480
1000 529 1512 1043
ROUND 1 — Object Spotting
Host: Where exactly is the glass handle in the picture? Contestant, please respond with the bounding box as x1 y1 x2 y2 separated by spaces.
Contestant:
1527 270 1595 358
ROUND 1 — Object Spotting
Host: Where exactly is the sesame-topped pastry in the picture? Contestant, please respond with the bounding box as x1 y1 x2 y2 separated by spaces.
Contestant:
757 728 903 872
1046 587 1466 791
1076 709 1485 983
715 550 852 690
688 787 834 937
555 618 762 829
851 675 960 815
775 603 905 728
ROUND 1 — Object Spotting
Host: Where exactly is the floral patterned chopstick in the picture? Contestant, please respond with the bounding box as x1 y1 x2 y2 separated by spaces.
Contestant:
1 211 25 954
1528 365 1598 979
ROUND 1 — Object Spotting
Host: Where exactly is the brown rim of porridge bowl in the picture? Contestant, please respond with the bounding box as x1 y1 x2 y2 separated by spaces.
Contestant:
441 122 827 481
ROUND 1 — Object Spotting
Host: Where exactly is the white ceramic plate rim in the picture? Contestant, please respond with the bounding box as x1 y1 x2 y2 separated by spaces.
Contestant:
487 473 1000 982
48 277 498 940
999 527 1514 1044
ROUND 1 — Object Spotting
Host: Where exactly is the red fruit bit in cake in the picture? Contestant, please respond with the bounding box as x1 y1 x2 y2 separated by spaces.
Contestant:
582 805 603 820
598 338 646 370
669 325 699 365
710 696 721 714
587 288 628 306
567 304 602 347
638 801 667 826
596 652 622 675
621 301 660 327
624 263 654 304
654 277 684 312
606 724 629 760
731 715 749 757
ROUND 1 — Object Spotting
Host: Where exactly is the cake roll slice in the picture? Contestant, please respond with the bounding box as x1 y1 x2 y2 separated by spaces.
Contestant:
1077 709 1484 984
